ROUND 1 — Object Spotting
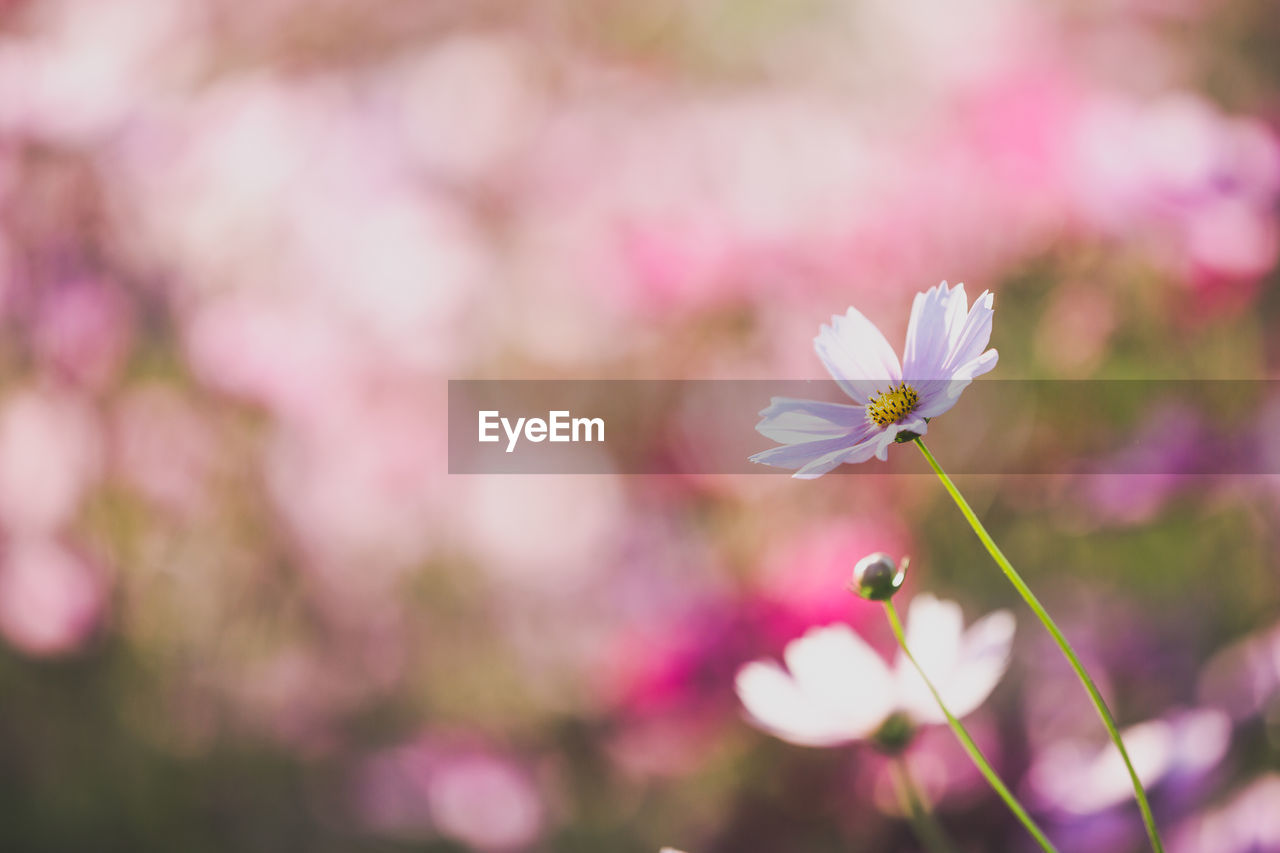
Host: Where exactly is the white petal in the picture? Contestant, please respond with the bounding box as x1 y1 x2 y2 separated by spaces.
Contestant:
950 349 999 382
814 308 902 405
895 598 1014 723
735 625 895 746
754 397 868 444
941 290 996 373
902 282 968 380
858 415 925 462
1029 719 1174 814
795 426 895 477
749 399 883 478
792 453 852 479
1030 708 1231 815
784 625 895 728
735 661 854 747
750 424 879 479
792 443 864 479
912 349 997 419
944 284 970 344
912 378 972 419
903 594 965 675
943 609 1015 718
751 442 851 479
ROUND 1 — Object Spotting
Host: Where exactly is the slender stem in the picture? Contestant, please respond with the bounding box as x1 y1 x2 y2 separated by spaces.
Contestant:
890 757 957 853
884 601 1060 853
913 437 1164 853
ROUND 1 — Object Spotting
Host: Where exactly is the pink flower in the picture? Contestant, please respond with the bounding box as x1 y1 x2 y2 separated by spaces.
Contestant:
1172 775 1280 853
1071 94 1280 286
32 278 133 390
1028 708 1230 815
0 388 101 534
0 538 105 657
756 518 911 624
111 384 217 517
355 736 545 851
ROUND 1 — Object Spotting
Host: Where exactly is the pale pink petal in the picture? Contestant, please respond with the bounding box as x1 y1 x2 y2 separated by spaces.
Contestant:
754 397 869 444
814 307 902 405
941 289 996 373
902 282 967 379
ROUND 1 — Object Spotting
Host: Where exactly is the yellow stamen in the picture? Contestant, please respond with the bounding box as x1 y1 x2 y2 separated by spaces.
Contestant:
866 383 920 427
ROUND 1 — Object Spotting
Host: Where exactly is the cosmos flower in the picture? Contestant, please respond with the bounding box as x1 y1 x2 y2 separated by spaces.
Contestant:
734 594 1013 748
354 735 545 850
750 281 998 478
1171 774 1280 853
1027 708 1230 815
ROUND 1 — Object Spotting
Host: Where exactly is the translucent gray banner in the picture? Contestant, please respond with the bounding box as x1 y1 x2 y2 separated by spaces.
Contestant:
448 380 1277 475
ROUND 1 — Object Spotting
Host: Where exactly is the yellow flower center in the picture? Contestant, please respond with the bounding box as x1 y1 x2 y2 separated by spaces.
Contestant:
866 383 920 427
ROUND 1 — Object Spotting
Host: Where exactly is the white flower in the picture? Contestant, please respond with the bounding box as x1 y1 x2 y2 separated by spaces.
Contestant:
1027 708 1231 815
750 281 998 478
734 594 1014 747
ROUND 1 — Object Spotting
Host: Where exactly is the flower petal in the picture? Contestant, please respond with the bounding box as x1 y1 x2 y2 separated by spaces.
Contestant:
735 625 894 746
793 443 871 479
941 290 996 373
751 283 998 478
944 608 1015 718
867 415 928 461
750 431 869 475
902 594 964 671
950 348 999 382
754 397 868 444
814 307 902 405
793 423 898 478
911 349 997 419
736 661 853 746
750 404 884 479
902 282 968 380
793 434 884 479
895 598 1014 723
783 625 895 724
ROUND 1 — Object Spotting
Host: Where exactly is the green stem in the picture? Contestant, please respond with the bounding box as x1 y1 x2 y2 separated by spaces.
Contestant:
913 437 1164 853
884 600 1060 853
890 757 958 853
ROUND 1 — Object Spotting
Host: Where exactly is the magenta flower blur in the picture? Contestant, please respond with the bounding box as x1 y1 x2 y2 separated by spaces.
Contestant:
750 281 998 478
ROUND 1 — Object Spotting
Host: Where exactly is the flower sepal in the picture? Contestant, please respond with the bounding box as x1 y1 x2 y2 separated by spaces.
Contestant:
870 711 916 755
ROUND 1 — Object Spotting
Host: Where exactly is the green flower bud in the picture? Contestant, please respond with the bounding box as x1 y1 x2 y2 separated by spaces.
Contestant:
849 552 906 601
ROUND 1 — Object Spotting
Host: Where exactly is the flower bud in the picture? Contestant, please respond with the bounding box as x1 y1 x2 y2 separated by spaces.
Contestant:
849 552 905 601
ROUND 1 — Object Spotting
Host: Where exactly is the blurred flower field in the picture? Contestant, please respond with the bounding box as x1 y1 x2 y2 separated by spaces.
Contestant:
2 0 1280 850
